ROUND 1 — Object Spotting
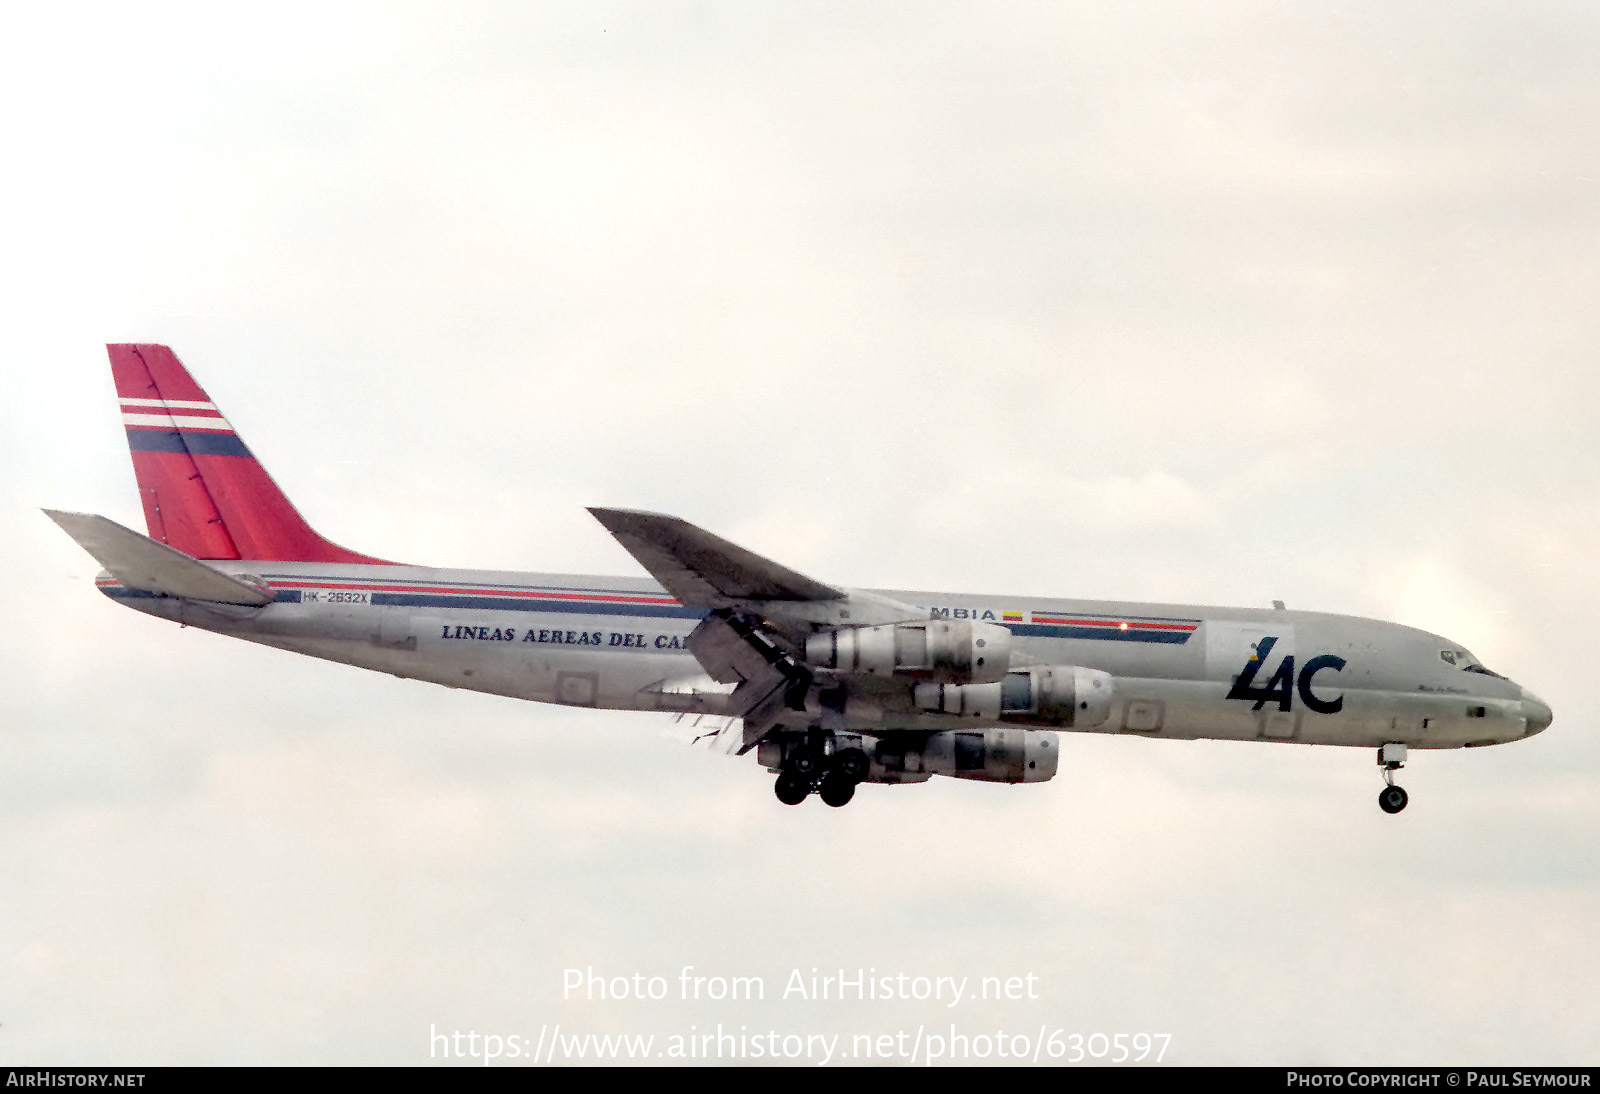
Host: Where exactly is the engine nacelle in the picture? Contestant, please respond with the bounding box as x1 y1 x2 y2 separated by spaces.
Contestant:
914 665 1114 726
875 728 1058 783
804 619 1011 684
756 728 1057 784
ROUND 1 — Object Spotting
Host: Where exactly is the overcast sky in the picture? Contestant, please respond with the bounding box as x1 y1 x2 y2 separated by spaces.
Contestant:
3 0 1598 1066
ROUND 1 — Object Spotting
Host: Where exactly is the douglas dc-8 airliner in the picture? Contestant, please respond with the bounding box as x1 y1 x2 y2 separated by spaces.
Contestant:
49 345 1551 812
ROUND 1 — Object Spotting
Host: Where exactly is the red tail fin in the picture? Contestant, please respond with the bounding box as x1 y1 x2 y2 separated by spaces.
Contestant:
110 344 392 564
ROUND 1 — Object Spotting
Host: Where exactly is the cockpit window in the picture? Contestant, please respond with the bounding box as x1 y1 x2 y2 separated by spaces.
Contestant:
1442 648 1505 679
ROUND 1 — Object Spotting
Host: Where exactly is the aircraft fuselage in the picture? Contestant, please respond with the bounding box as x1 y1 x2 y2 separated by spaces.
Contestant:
98 561 1545 753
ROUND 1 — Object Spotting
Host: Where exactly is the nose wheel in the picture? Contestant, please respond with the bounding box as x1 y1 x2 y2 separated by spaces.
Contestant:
1378 784 1408 814
1377 743 1408 814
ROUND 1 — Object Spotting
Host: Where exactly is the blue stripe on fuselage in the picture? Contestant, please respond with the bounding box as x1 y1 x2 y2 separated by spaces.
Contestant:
1007 623 1193 644
367 591 701 619
117 582 1192 641
112 584 698 620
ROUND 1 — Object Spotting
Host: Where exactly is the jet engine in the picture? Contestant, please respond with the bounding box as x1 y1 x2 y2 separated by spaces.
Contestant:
914 665 1114 726
758 727 1058 784
804 619 1011 684
875 728 1058 783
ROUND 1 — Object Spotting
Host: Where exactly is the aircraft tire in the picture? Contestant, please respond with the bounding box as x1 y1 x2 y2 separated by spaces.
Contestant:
831 747 869 783
1378 785 1409 814
774 773 811 806
818 774 856 808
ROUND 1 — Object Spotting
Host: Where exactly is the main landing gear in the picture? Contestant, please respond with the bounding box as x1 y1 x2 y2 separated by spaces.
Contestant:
1377 743 1409 814
773 739 869 808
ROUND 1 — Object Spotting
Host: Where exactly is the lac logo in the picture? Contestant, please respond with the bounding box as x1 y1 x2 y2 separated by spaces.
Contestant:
1226 636 1346 714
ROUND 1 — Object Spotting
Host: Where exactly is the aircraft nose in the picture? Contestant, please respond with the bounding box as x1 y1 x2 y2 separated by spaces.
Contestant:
1522 690 1554 734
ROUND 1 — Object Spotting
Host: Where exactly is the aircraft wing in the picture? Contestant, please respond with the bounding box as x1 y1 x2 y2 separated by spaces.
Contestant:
590 507 925 747
587 507 845 607
588 507 926 632
46 510 274 606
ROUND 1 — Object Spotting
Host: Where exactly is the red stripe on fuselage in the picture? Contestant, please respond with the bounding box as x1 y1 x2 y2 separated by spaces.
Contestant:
268 579 680 605
1031 615 1196 632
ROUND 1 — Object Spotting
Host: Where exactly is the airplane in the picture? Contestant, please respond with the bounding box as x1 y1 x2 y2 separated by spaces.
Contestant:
48 344 1552 813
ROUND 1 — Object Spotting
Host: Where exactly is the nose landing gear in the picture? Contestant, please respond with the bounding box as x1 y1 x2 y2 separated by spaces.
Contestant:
1377 743 1409 814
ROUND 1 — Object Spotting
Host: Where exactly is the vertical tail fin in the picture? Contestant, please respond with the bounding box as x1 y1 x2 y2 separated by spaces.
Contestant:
110 344 393 564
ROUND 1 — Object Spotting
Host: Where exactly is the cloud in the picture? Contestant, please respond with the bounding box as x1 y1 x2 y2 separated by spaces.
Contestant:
6 0 1599 1065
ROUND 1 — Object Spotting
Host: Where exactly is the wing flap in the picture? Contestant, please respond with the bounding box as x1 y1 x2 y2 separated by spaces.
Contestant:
45 510 274 606
685 611 819 751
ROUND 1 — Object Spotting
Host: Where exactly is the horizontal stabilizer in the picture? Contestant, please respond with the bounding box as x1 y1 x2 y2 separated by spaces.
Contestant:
45 510 274 606
589 507 844 608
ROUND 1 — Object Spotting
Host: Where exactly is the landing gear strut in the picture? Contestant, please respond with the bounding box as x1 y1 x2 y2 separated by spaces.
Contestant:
771 739 870 807
1377 743 1409 814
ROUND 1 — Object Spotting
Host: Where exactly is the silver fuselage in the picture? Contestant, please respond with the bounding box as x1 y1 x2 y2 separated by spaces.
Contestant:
98 561 1548 752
